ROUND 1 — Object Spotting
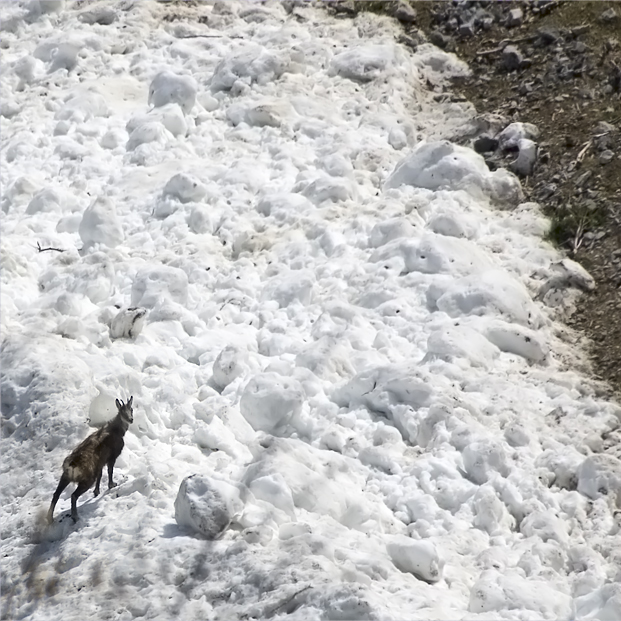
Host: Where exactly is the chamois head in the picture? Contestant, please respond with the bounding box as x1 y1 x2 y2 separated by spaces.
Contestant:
115 396 134 425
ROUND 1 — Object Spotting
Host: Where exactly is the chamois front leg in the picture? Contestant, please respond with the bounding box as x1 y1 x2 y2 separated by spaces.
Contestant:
107 460 117 490
94 468 103 497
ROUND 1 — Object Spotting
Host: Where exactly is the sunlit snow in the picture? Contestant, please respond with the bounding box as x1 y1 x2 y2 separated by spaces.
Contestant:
2 1 621 620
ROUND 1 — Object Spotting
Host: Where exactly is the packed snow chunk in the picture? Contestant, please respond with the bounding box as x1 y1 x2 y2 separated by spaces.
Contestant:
520 509 569 545
428 270 542 328
127 104 188 138
78 197 124 248
49 42 79 73
373 233 493 276
385 141 522 205
577 454 621 500
242 437 395 531
498 122 540 150
78 4 117 25
469 569 572 616
174 474 242 539
240 373 304 433
461 440 510 484
333 363 432 417
26 188 61 214
369 218 417 248
387 537 444 583
539 258 596 298
256 193 314 219
131 266 189 308
575 583 621 621
55 89 109 123
227 99 295 128
212 345 247 390
329 44 397 83
295 173 354 205
126 121 171 151
162 173 206 204
248 473 296 517
210 45 288 92
472 485 515 535
427 208 476 239
110 307 147 340
261 270 315 307
425 324 499 368
510 138 538 177
148 71 197 114
483 319 548 362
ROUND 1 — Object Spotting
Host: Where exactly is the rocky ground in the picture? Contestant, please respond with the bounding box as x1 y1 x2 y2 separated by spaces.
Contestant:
329 0 621 396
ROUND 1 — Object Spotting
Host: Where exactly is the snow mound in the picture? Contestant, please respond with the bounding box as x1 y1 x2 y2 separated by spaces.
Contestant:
372 232 493 276
148 71 197 114
210 45 288 92
242 437 396 531
427 269 542 328
385 141 522 205
55 88 109 123
482 319 548 362
425 324 499 368
162 172 207 203
78 197 124 249
329 44 399 83
131 266 189 308
469 569 572 617
387 537 444 582
333 363 433 417
174 474 242 539
127 103 188 138
239 373 304 433
212 345 247 390
577 454 621 500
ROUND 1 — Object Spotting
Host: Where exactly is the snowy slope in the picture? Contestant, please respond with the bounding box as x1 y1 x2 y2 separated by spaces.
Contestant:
2 1 621 620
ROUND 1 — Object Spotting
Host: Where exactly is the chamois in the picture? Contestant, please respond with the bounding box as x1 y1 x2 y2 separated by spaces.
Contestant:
47 397 134 524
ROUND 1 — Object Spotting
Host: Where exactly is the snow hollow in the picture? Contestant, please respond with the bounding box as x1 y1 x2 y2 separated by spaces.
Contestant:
2 1 621 620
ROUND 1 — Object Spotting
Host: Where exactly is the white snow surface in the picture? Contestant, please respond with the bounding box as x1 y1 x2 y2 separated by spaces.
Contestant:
2 1 621 620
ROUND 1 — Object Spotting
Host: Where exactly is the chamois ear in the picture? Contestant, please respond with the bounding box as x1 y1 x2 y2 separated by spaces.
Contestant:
116 399 122 409
128 396 133 407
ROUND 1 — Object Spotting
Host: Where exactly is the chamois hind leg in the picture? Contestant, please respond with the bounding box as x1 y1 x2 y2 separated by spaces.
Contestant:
48 475 71 524
107 460 117 490
70 481 92 523
94 468 103 497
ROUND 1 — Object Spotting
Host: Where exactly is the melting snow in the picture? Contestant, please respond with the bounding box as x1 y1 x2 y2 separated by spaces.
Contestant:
1 1 621 620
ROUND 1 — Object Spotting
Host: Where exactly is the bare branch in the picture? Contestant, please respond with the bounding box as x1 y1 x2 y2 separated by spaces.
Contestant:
37 242 65 253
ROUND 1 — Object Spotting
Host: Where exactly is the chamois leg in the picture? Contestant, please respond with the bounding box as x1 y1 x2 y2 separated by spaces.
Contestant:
70 481 91 523
107 460 117 490
48 475 71 524
94 468 103 497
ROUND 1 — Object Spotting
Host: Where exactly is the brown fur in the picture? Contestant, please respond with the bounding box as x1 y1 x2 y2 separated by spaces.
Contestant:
47 397 134 524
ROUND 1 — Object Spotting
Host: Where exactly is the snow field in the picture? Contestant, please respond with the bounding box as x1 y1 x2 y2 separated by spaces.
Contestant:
1 1 621 620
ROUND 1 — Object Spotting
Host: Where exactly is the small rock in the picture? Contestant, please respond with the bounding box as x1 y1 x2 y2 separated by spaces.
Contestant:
393 1 416 24
429 30 450 50
502 45 524 71
507 7 523 28
599 7 618 23
538 27 560 45
459 20 475 38
474 136 499 153
599 150 615 165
